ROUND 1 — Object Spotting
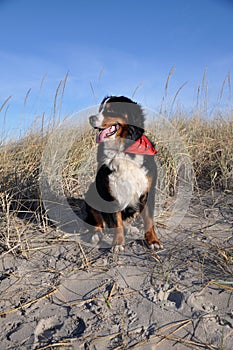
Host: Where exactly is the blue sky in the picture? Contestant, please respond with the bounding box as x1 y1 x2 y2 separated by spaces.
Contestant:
0 0 232 138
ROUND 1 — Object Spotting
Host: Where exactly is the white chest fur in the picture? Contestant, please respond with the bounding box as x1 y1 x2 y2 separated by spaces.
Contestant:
106 153 148 210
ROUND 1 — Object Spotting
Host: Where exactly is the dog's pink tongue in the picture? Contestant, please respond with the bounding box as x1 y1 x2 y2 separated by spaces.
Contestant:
96 126 114 143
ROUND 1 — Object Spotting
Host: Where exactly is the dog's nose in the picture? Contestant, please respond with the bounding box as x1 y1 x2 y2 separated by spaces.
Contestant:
89 115 97 125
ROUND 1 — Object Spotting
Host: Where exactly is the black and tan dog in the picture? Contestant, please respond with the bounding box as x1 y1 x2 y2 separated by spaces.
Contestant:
85 96 162 252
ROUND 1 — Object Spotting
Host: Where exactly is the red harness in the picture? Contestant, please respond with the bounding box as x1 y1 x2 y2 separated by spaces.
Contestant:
124 135 157 155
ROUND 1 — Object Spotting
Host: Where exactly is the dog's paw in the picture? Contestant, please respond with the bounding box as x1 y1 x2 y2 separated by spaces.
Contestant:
91 231 103 244
111 245 125 253
145 229 163 250
148 241 164 250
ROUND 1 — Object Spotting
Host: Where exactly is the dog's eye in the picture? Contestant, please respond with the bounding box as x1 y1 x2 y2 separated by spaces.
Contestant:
104 109 116 116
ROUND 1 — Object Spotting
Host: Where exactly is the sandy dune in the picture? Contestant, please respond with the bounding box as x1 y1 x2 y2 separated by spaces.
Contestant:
0 191 233 349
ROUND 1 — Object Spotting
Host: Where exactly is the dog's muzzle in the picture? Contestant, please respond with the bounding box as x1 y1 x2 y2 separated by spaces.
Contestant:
89 115 100 128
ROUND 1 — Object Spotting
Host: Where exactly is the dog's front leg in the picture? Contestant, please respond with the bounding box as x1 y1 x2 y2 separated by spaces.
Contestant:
86 206 104 244
112 211 125 253
141 204 163 249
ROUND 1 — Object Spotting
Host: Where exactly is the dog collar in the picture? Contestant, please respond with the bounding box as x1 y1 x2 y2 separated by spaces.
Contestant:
124 135 157 155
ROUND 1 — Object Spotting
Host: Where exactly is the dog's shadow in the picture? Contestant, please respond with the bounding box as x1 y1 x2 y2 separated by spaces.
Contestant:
15 193 145 248
16 195 88 233
67 196 87 224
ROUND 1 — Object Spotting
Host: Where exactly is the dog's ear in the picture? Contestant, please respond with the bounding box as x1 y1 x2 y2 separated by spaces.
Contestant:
126 102 145 128
127 125 144 141
124 101 145 141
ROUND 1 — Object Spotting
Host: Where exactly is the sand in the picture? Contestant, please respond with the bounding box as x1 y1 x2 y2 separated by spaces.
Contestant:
0 191 233 350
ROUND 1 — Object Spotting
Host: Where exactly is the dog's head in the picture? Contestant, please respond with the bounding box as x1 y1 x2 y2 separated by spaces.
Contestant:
89 96 145 144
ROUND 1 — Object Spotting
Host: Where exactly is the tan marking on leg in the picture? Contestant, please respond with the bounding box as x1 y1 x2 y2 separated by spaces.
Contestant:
90 208 104 233
89 208 104 244
141 205 163 248
112 211 125 250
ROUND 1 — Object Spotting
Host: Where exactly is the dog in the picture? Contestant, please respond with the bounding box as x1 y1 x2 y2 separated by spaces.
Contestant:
85 95 162 252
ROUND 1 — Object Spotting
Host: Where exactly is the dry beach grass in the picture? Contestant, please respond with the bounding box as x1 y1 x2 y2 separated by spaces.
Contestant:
0 74 233 349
